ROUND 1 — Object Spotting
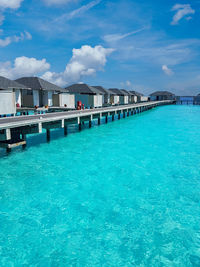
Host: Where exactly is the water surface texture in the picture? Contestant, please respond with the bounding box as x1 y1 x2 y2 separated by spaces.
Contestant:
0 105 200 266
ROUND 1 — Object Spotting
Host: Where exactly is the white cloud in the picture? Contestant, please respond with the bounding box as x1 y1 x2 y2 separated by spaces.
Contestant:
162 65 174 76
69 0 101 19
42 45 114 86
121 80 132 88
0 57 50 79
0 31 32 47
0 0 24 9
126 80 131 87
55 0 101 22
0 45 113 85
171 4 195 25
103 27 148 43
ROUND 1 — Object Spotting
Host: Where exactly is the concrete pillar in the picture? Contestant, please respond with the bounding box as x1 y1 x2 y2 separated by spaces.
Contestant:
79 123 82 131
127 111 129 117
112 114 115 121
118 113 121 120
105 116 108 123
123 112 125 118
89 120 92 128
131 110 133 116
46 129 50 142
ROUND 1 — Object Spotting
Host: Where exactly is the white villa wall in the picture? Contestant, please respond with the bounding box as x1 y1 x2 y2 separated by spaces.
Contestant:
0 91 16 115
33 90 39 106
115 96 119 104
124 96 129 104
48 91 53 106
15 89 21 106
110 95 119 105
60 94 75 108
43 91 53 106
141 96 148 102
133 96 137 103
130 95 137 103
93 95 103 107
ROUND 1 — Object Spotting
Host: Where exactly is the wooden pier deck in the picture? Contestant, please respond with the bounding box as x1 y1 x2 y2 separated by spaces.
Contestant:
0 100 174 151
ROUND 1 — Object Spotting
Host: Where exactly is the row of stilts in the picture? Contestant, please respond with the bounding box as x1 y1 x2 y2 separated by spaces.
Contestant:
46 105 153 142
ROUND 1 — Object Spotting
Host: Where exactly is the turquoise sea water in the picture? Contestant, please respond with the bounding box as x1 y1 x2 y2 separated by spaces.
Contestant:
0 105 200 266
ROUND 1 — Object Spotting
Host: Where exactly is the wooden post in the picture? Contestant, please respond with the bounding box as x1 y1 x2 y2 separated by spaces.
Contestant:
89 120 92 128
127 111 129 117
118 113 121 120
46 129 50 142
123 112 125 118
105 116 108 123
112 114 115 121
79 123 82 131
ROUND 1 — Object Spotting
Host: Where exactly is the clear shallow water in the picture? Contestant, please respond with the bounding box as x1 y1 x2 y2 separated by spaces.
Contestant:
0 105 200 266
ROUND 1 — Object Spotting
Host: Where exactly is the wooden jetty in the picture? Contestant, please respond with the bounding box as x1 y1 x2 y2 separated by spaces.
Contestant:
0 100 174 152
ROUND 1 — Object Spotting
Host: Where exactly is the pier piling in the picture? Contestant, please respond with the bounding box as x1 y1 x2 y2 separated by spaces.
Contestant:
64 126 68 136
46 129 50 142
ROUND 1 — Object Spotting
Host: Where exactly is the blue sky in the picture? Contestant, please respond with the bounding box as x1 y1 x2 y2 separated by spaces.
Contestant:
0 0 200 95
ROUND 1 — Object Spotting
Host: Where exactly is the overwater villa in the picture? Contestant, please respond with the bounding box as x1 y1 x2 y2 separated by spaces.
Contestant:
92 86 111 106
65 83 103 108
109 88 129 105
0 76 29 116
121 89 137 104
15 77 73 108
129 90 147 103
107 89 119 105
150 91 175 101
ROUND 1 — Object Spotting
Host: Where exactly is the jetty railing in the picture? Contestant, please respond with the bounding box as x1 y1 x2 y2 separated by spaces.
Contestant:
0 100 174 152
